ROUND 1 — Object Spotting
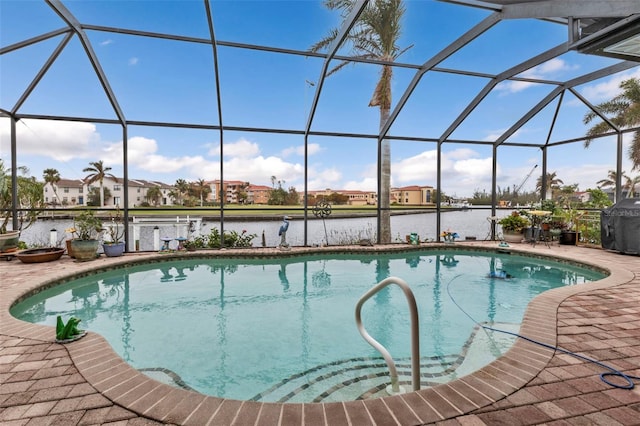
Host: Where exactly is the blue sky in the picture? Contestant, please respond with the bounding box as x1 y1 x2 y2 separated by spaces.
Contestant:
1 0 638 198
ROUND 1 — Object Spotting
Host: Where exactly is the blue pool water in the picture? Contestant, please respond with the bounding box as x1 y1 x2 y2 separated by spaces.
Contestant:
11 250 605 402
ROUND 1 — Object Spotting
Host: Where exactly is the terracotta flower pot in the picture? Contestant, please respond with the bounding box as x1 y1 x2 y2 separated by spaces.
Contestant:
65 239 75 258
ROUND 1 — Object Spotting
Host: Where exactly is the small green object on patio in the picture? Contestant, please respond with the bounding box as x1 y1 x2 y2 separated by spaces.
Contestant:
55 315 86 342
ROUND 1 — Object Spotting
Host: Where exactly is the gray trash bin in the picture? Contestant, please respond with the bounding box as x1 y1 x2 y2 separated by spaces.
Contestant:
601 198 640 255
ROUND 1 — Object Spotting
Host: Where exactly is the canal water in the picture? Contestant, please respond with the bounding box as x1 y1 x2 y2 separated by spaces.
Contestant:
18 208 507 251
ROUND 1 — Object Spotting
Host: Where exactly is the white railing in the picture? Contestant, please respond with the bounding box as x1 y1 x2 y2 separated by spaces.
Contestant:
355 276 420 394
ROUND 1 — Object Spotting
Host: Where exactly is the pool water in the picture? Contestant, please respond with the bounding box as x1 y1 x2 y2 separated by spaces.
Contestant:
11 250 605 402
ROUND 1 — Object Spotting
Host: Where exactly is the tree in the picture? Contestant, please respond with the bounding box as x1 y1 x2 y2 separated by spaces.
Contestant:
87 186 112 207
168 189 181 205
623 174 640 198
236 184 249 204
145 186 162 206
536 172 564 199
0 160 44 233
327 192 349 204
583 77 640 171
312 0 411 243
556 184 580 208
83 160 117 207
172 179 189 205
42 168 61 206
596 169 625 203
284 186 301 205
268 187 287 205
193 179 210 206
585 188 612 209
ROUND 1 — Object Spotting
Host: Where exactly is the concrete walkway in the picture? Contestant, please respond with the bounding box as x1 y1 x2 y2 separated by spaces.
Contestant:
1 243 639 425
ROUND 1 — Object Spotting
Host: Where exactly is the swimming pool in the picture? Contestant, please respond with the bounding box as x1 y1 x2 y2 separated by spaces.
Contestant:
11 249 606 403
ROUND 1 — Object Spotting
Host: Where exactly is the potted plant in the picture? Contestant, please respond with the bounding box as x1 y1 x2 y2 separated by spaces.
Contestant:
102 209 125 257
66 210 103 261
498 211 530 243
557 206 581 245
183 236 205 251
0 160 44 253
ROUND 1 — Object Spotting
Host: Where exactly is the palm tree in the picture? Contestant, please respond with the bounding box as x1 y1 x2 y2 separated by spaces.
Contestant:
624 174 640 198
173 179 189 205
583 77 640 171
311 0 411 243
193 179 209 206
145 186 162 207
42 168 61 206
83 160 117 207
597 169 625 203
535 172 563 199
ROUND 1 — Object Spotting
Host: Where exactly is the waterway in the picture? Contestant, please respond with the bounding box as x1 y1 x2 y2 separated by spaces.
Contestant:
18 208 508 251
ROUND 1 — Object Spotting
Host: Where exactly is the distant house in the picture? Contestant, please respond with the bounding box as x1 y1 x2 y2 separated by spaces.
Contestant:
127 179 174 206
246 184 271 204
339 190 377 206
307 188 377 206
391 185 436 206
207 180 251 204
308 186 437 206
574 191 591 203
43 176 174 207
44 178 85 206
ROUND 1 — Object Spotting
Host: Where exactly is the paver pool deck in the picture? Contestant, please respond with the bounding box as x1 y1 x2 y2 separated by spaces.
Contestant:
1 242 639 425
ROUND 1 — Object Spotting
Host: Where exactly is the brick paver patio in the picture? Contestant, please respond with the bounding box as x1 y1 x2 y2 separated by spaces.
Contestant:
1 243 639 425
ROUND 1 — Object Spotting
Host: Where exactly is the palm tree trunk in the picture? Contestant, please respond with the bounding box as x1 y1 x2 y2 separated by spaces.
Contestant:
379 108 391 243
100 183 105 207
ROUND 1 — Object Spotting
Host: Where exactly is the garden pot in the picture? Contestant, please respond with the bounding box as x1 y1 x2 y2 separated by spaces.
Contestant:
0 230 20 253
16 247 64 263
65 239 75 258
502 230 523 243
103 241 125 257
559 230 579 245
70 239 99 261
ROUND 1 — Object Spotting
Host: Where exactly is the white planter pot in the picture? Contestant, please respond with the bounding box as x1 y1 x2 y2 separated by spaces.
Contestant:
502 230 523 243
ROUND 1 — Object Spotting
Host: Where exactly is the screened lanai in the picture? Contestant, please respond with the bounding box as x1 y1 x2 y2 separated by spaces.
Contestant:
1 0 640 247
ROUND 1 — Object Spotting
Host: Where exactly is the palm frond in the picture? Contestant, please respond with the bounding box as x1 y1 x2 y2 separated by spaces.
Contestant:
630 131 640 171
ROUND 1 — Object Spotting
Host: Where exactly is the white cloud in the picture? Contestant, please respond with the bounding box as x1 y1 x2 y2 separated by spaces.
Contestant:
221 155 304 185
579 68 640 103
99 136 210 177
344 176 378 192
307 167 342 190
128 57 139 66
392 148 500 197
482 127 527 142
281 143 321 157
497 58 578 94
0 119 98 161
209 138 260 158
339 148 496 197
100 39 113 46
343 162 379 192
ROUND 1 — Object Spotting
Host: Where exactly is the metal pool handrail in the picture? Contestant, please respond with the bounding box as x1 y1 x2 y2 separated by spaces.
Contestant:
355 276 420 394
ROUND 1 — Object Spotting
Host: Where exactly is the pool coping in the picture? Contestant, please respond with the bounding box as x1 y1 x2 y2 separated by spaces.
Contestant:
0 242 636 425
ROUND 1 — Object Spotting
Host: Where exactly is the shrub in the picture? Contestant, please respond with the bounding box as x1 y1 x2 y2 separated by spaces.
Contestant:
498 212 530 232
